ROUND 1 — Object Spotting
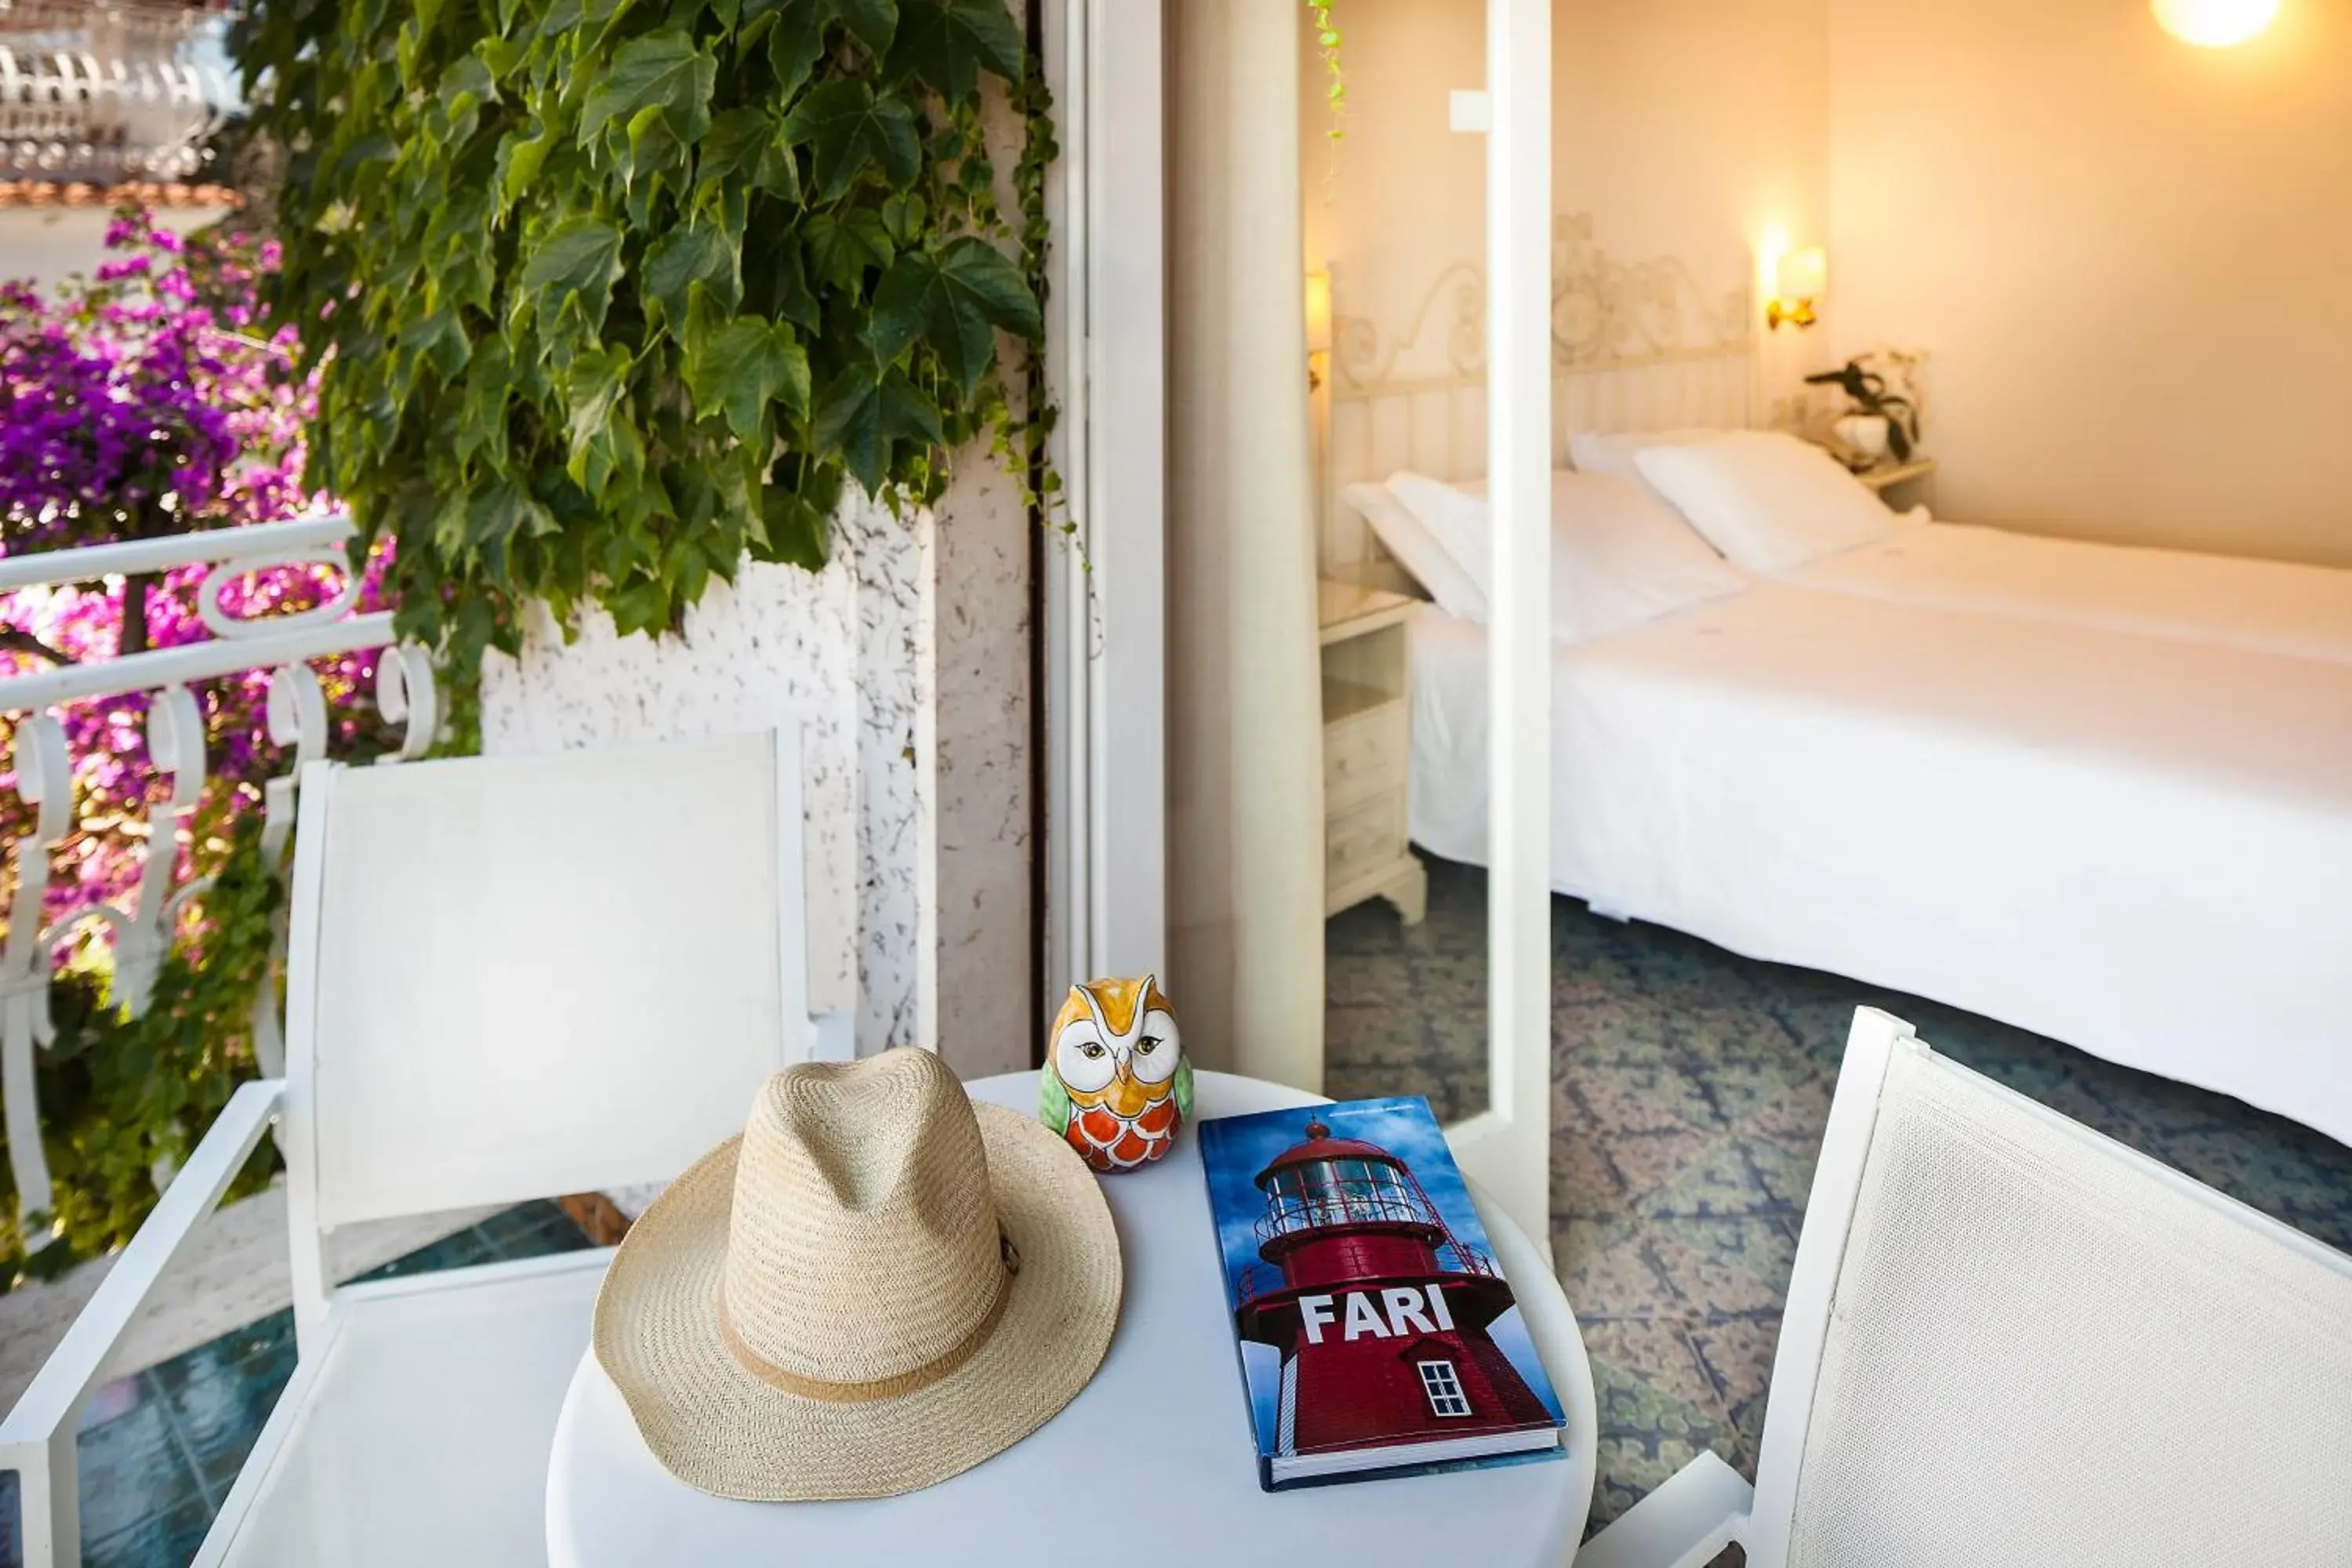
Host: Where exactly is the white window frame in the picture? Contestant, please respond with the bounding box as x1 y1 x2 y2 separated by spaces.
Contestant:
1417 1358 1473 1418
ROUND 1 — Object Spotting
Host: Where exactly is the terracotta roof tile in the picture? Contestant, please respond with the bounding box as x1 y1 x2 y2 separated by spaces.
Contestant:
0 179 243 211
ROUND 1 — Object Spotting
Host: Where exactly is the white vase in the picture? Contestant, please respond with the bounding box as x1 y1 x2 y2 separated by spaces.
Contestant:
1834 414 1892 463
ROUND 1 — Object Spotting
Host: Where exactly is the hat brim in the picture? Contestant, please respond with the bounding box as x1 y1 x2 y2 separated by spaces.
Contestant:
593 1100 1122 1501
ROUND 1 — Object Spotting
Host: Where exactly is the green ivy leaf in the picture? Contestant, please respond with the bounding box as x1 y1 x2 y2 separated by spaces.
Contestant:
686 317 811 439
456 339 514 468
564 344 637 496
619 102 693 227
760 0 826 99
644 221 741 325
476 33 525 82
833 0 899 55
779 79 919 202
760 483 831 569
494 129 552 214
518 217 625 332
576 27 716 150
886 0 1023 105
811 361 942 494
771 239 820 332
438 53 498 118
803 208 893 292
868 235 1041 394
879 191 924 245
468 481 561 563
398 305 474 383
697 106 800 204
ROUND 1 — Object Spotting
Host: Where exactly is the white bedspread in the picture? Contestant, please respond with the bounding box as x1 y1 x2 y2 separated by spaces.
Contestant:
1783 522 2352 665
1408 586 2352 1145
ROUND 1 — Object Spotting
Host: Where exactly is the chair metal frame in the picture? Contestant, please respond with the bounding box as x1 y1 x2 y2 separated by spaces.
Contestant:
2 731 844 1567
1577 1004 2352 1568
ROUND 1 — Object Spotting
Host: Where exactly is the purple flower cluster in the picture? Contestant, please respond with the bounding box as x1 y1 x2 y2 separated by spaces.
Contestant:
2 208 391 950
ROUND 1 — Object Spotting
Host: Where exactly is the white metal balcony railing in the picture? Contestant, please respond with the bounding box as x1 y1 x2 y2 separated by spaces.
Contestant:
0 0 232 184
0 514 435 1251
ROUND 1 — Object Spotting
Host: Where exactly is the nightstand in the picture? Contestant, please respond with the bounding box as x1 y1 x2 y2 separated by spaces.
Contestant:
1319 580 1427 926
1856 456 1936 510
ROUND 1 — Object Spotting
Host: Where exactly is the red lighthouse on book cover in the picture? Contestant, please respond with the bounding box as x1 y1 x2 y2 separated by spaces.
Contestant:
1235 1114 1553 1460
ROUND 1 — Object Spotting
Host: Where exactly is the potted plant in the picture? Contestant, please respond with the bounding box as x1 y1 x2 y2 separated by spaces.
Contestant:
1804 358 1920 464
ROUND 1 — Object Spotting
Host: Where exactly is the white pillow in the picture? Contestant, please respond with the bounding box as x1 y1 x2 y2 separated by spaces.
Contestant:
1381 469 1491 596
1384 470 1747 642
1340 480 1487 620
1634 430 1900 574
1566 427 1722 488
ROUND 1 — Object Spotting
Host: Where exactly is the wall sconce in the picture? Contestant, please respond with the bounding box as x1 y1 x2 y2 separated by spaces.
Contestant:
1766 246 1826 332
1305 269 1334 389
2151 0 2279 46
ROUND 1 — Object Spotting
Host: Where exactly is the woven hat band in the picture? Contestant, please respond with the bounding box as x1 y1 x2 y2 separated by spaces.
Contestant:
717 1229 1022 1406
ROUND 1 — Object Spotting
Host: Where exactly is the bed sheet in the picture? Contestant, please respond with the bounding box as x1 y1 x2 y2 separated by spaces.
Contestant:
1406 586 2352 1144
1782 522 2352 665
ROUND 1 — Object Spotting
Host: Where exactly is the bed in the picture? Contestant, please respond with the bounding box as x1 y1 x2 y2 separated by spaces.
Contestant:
1405 585 2352 1147
1571 425 2352 666
1320 226 2352 1145
1778 520 2352 666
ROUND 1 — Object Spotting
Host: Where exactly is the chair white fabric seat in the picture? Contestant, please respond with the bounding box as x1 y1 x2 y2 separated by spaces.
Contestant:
205 1254 611 1567
1577 1007 2352 1568
4 734 838 1568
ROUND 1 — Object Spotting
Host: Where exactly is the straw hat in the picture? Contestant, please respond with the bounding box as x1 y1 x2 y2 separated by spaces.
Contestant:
593 1047 1122 1500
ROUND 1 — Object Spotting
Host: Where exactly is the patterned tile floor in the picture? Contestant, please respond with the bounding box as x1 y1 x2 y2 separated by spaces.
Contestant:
1327 854 2352 1541
0 1202 593 1568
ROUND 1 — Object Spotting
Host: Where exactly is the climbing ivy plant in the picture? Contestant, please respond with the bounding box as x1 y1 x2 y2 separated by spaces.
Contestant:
233 0 1053 703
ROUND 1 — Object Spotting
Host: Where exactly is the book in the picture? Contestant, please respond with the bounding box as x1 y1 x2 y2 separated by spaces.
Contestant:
1198 1095 1567 1491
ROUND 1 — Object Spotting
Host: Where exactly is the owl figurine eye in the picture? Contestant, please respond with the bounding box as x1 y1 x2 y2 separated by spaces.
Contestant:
1128 1009 1181 1085
1040 976 1192 1174
1053 1020 1117 1094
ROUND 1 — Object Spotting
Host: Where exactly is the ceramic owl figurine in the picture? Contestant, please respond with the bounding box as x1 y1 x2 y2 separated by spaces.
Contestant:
1040 975 1191 1172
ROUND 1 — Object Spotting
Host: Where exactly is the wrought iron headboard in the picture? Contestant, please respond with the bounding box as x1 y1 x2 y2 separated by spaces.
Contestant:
1318 213 1759 586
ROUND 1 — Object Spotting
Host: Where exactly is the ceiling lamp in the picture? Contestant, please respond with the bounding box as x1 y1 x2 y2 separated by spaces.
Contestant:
2151 0 2281 47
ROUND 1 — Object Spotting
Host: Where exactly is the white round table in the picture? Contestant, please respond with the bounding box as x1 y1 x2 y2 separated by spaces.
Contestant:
546 1069 1598 1566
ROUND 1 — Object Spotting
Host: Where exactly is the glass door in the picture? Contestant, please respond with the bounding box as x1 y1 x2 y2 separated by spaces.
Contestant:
1300 0 1554 1245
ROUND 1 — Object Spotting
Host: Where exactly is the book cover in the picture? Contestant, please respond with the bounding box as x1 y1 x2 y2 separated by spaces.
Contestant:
1198 1096 1567 1491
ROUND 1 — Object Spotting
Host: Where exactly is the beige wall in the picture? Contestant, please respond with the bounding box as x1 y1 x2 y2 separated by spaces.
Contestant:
1828 0 2352 564
1298 0 1830 563
1301 0 1828 341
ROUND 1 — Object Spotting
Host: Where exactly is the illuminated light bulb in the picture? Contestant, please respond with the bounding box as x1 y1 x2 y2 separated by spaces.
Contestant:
2151 0 2281 47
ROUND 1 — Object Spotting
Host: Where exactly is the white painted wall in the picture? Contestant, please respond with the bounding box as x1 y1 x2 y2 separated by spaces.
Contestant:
0 208 230 291
481 461 1033 1076
479 496 923 1056
1828 0 2352 564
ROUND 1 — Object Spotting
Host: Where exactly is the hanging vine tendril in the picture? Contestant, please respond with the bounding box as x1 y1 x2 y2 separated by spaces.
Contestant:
1309 2 1345 140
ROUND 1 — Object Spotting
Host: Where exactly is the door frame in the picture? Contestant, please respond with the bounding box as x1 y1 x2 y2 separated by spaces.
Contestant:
1040 0 1553 1248
1445 0 1554 1248
1040 0 1167 1018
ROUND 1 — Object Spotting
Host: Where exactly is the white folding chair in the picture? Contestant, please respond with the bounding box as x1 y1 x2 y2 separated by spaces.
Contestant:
2 730 847 1567
1578 1006 2352 1568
